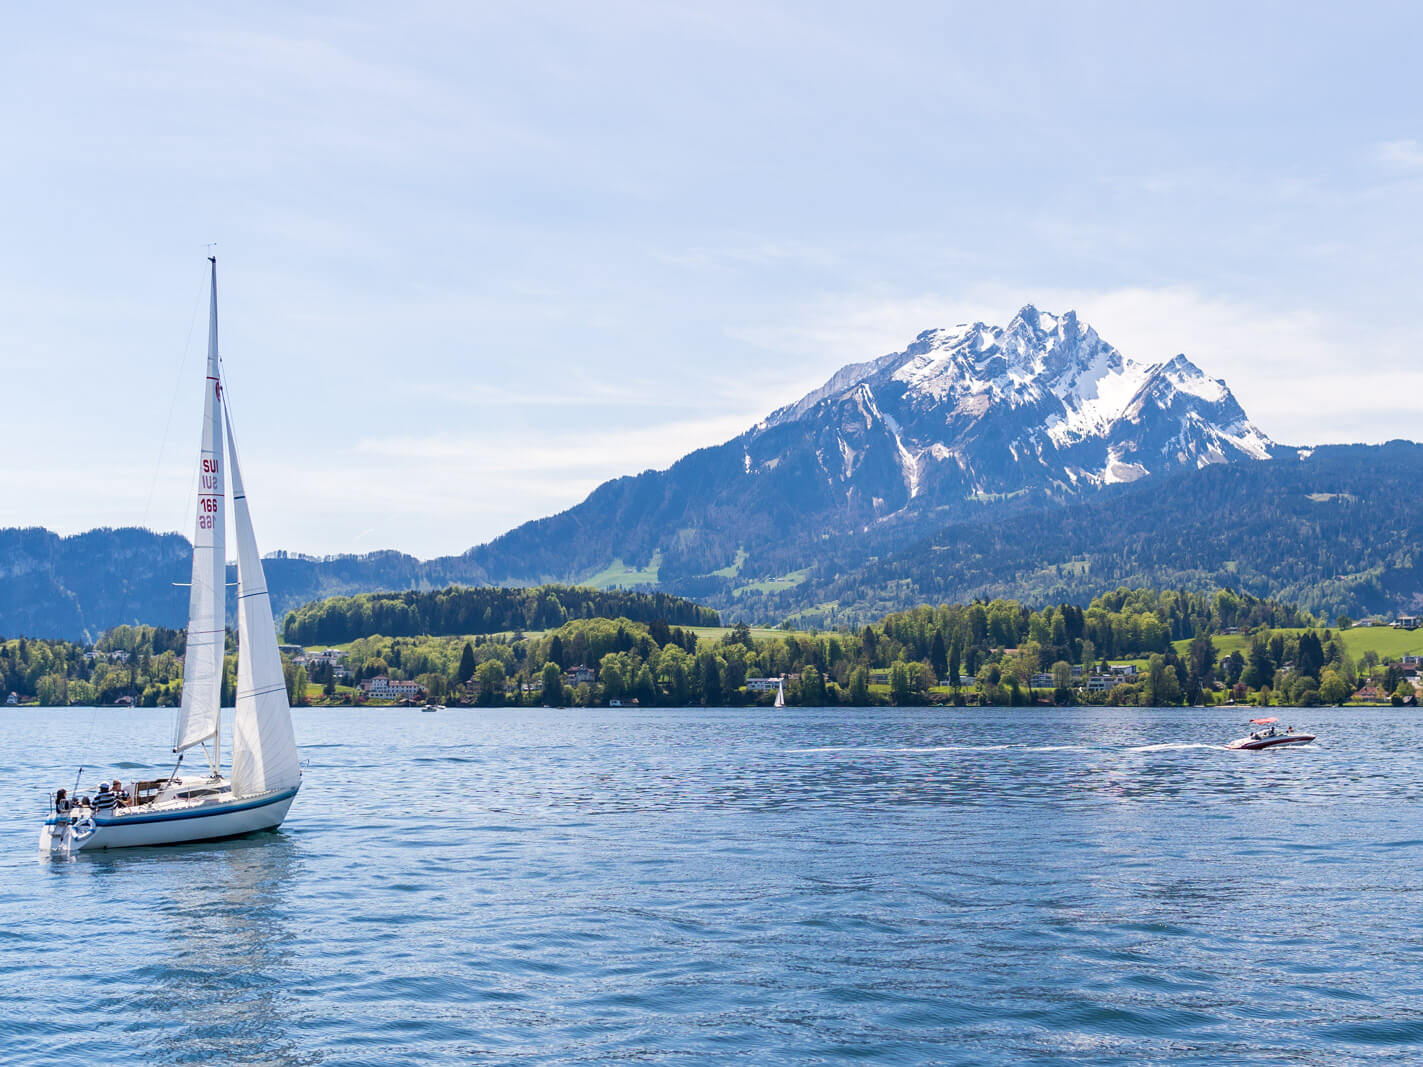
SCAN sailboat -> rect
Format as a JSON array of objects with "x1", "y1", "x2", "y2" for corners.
[
  {"x1": 40, "y1": 258, "x2": 301, "y2": 854},
  {"x1": 774, "y1": 678, "x2": 785, "y2": 708}
]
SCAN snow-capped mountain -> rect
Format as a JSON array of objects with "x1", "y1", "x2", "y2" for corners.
[
  {"x1": 747, "y1": 304, "x2": 1272, "y2": 512},
  {"x1": 446, "y1": 304, "x2": 1277, "y2": 598}
]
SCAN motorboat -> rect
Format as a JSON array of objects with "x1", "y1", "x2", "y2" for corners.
[
  {"x1": 421, "y1": 703, "x2": 444, "y2": 713},
  {"x1": 1226, "y1": 717, "x2": 1315, "y2": 751},
  {"x1": 39, "y1": 258, "x2": 301, "y2": 855}
]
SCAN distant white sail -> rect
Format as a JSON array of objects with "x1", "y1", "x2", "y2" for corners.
[
  {"x1": 774, "y1": 678, "x2": 785, "y2": 708},
  {"x1": 225, "y1": 408, "x2": 301, "y2": 798},
  {"x1": 173, "y1": 261, "x2": 227, "y2": 763}
]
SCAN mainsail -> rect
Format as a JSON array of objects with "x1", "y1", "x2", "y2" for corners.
[
  {"x1": 225, "y1": 407, "x2": 301, "y2": 798},
  {"x1": 173, "y1": 259, "x2": 227, "y2": 765}
]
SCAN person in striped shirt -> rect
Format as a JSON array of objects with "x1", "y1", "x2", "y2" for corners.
[{"x1": 92, "y1": 781, "x2": 117, "y2": 814}]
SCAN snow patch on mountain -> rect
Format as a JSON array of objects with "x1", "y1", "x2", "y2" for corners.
[{"x1": 752, "y1": 304, "x2": 1273, "y2": 505}]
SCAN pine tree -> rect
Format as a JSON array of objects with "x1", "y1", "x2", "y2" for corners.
[
  {"x1": 457, "y1": 641, "x2": 476, "y2": 684},
  {"x1": 930, "y1": 630, "x2": 948, "y2": 679}
]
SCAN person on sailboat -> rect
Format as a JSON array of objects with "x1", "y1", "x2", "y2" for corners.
[
  {"x1": 113, "y1": 780, "x2": 130, "y2": 808},
  {"x1": 53, "y1": 789, "x2": 72, "y2": 815},
  {"x1": 92, "y1": 782, "x2": 117, "y2": 815}
]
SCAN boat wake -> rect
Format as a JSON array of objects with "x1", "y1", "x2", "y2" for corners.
[
  {"x1": 788, "y1": 744, "x2": 1096, "y2": 755},
  {"x1": 1125, "y1": 742, "x2": 1221, "y2": 753}
]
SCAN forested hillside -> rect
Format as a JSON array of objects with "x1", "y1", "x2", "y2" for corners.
[
  {"x1": 281, "y1": 585, "x2": 719, "y2": 645},
  {"x1": 5, "y1": 587, "x2": 1336, "y2": 709},
  {"x1": 739, "y1": 443, "x2": 1423, "y2": 627}
]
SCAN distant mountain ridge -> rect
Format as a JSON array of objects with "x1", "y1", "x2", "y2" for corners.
[{"x1": 11, "y1": 305, "x2": 1410, "y2": 640}]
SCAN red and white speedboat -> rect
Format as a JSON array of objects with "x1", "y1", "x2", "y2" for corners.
[{"x1": 1226, "y1": 717, "x2": 1315, "y2": 751}]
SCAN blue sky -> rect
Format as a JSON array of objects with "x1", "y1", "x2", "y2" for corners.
[{"x1": 3, "y1": 3, "x2": 1420, "y2": 556}]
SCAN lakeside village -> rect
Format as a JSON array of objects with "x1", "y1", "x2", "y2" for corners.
[{"x1": 6, "y1": 588, "x2": 1423, "y2": 710}]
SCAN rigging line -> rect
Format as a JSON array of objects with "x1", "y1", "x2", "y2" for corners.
[{"x1": 141, "y1": 262, "x2": 209, "y2": 533}]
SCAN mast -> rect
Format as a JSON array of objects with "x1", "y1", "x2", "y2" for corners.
[
  {"x1": 225, "y1": 406, "x2": 302, "y2": 798},
  {"x1": 173, "y1": 257, "x2": 226, "y2": 774}
]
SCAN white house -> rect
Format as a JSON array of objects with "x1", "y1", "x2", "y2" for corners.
[
  {"x1": 359, "y1": 676, "x2": 425, "y2": 700},
  {"x1": 5, "y1": 692, "x2": 17, "y2": 706},
  {"x1": 746, "y1": 677, "x2": 783, "y2": 692}
]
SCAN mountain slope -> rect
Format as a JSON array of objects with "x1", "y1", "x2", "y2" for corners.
[
  {"x1": 466, "y1": 305, "x2": 1273, "y2": 589},
  {"x1": 0, "y1": 527, "x2": 477, "y2": 641},
  {"x1": 747, "y1": 443, "x2": 1423, "y2": 628}
]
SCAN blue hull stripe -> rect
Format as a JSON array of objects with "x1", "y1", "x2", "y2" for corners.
[{"x1": 92, "y1": 785, "x2": 299, "y2": 826}]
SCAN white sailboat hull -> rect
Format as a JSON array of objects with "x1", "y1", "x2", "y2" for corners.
[{"x1": 40, "y1": 785, "x2": 298, "y2": 854}]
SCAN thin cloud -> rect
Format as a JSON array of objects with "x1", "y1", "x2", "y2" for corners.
[{"x1": 1372, "y1": 139, "x2": 1423, "y2": 172}]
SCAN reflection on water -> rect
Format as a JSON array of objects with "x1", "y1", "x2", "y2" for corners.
[
  {"x1": 3, "y1": 706, "x2": 1423, "y2": 1064},
  {"x1": 145, "y1": 836, "x2": 308, "y2": 1065},
  {"x1": 48, "y1": 833, "x2": 312, "y2": 1066}
]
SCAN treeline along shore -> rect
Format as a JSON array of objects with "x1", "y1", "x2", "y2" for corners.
[{"x1": 4, "y1": 584, "x2": 1421, "y2": 710}]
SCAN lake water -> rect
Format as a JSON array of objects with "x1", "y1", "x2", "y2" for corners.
[{"x1": 2, "y1": 706, "x2": 1420, "y2": 1064}]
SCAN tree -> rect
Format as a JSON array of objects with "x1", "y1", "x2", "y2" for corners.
[
  {"x1": 726, "y1": 621, "x2": 754, "y2": 649},
  {"x1": 848, "y1": 666, "x2": 870, "y2": 706},
  {"x1": 1051, "y1": 660, "x2": 1072, "y2": 689},
  {"x1": 1319, "y1": 669, "x2": 1350, "y2": 705},
  {"x1": 282, "y1": 661, "x2": 303, "y2": 705},
  {"x1": 1224, "y1": 650, "x2": 1245, "y2": 687},
  {"x1": 929, "y1": 631, "x2": 948, "y2": 680},
  {"x1": 889, "y1": 662, "x2": 912, "y2": 706},
  {"x1": 475, "y1": 660, "x2": 506, "y2": 705},
  {"x1": 633, "y1": 665, "x2": 657, "y2": 706},
  {"x1": 1186, "y1": 633, "x2": 1216, "y2": 687},
  {"x1": 800, "y1": 664, "x2": 826, "y2": 706},
  {"x1": 540, "y1": 661, "x2": 563, "y2": 705},
  {"x1": 905, "y1": 662, "x2": 932, "y2": 701},
  {"x1": 1143, "y1": 655, "x2": 1181, "y2": 706},
  {"x1": 599, "y1": 655, "x2": 626, "y2": 701},
  {"x1": 860, "y1": 625, "x2": 878, "y2": 661},
  {"x1": 698, "y1": 652, "x2": 723, "y2": 705},
  {"x1": 457, "y1": 642, "x2": 476, "y2": 684},
  {"x1": 1295, "y1": 631, "x2": 1324, "y2": 681},
  {"x1": 1106, "y1": 683, "x2": 1137, "y2": 706},
  {"x1": 1242, "y1": 637, "x2": 1273, "y2": 689},
  {"x1": 948, "y1": 637, "x2": 962, "y2": 687}
]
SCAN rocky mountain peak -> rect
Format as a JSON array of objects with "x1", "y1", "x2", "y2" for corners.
[{"x1": 750, "y1": 306, "x2": 1272, "y2": 511}]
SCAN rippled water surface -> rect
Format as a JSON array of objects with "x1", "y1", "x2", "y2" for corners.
[{"x1": 3, "y1": 706, "x2": 1422, "y2": 1064}]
